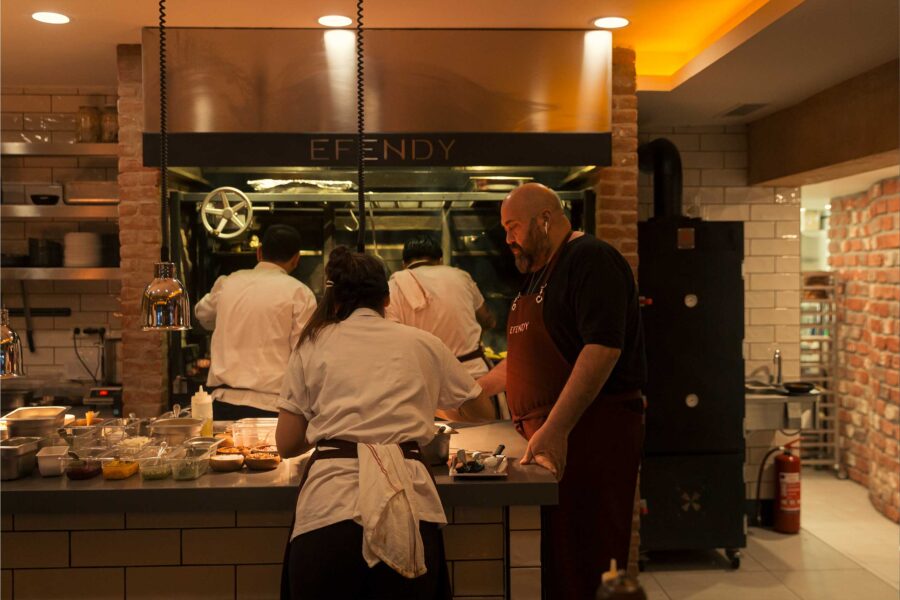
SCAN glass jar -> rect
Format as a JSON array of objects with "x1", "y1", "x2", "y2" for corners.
[
  {"x1": 77, "y1": 106, "x2": 100, "y2": 143},
  {"x1": 100, "y1": 106, "x2": 118, "y2": 143}
]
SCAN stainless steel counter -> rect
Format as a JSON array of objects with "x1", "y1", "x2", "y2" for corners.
[{"x1": 1, "y1": 421, "x2": 558, "y2": 513}]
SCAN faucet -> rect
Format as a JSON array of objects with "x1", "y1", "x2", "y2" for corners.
[{"x1": 773, "y1": 349, "x2": 782, "y2": 385}]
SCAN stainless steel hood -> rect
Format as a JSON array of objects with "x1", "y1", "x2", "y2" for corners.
[{"x1": 141, "y1": 28, "x2": 613, "y2": 169}]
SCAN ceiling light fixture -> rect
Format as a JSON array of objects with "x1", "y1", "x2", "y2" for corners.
[
  {"x1": 32, "y1": 11, "x2": 70, "y2": 24},
  {"x1": 318, "y1": 15, "x2": 353, "y2": 27},
  {"x1": 593, "y1": 16, "x2": 629, "y2": 29}
]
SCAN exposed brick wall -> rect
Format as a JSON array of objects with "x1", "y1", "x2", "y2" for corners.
[
  {"x1": 828, "y1": 175, "x2": 900, "y2": 523},
  {"x1": 595, "y1": 47, "x2": 639, "y2": 272},
  {"x1": 117, "y1": 44, "x2": 168, "y2": 417}
]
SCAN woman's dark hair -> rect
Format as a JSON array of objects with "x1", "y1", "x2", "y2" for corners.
[
  {"x1": 402, "y1": 234, "x2": 442, "y2": 264},
  {"x1": 298, "y1": 246, "x2": 389, "y2": 346}
]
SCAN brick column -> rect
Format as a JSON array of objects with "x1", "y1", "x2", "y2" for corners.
[
  {"x1": 829, "y1": 176, "x2": 900, "y2": 523},
  {"x1": 117, "y1": 44, "x2": 168, "y2": 417},
  {"x1": 595, "y1": 47, "x2": 639, "y2": 271},
  {"x1": 593, "y1": 46, "x2": 642, "y2": 577}
]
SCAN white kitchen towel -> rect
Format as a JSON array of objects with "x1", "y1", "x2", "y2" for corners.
[
  {"x1": 357, "y1": 443, "x2": 427, "y2": 579},
  {"x1": 390, "y1": 270, "x2": 431, "y2": 312}
]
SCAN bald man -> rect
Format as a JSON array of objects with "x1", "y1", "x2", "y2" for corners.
[{"x1": 478, "y1": 183, "x2": 646, "y2": 599}]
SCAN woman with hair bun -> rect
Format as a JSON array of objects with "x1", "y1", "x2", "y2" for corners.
[{"x1": 276, "y1": 246, "x2": 494, "y2": 600}]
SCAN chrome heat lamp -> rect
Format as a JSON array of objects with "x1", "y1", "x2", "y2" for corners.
[{"x1": 141, "y1": 0, "x2": 191, "y2": 331}]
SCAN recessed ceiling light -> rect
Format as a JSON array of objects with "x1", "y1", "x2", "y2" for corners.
[
  {"x1": 318, "y1": 15, "x2": 353, "y2": 27},
  {"x1": 32, "y1": 11, "x2": 70, "y2": 24},
  {"x1": 593, "y1": 16, "x2": 629, "y2": 29}
]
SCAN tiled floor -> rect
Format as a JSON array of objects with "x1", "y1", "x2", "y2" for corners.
[{"x1": 639, "y1": 470, "x2": 900, "y2": 600}]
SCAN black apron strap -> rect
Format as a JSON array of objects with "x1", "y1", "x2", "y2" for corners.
[{"x1": 456, "y1": 346, "x2": 485, "y2": 363}]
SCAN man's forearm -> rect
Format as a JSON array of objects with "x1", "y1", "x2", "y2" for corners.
[
  {"x1": 476, "y1": 359, "x2": 507, "y2": 397},
  {"x1": 436, "y1": 389, "x2": 496, "y2": 423},
  {"x1": 543, "y1": 344, "x2": 621, "y2": 436}
]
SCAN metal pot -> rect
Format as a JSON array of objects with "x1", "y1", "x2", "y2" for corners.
[
  {"x1": 1, "y1": 389, "x2": 32, "y2": 411},
  {"x1": 150, "y1": 418, "x2": 203, "y2": 446},
  {"x1": 421, "y1": 425, "x2": 456, "y2": 466}
]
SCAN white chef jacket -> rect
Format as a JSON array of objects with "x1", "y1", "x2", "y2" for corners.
[
  {"x1": 195, "y1": 262, "x2": 317, "y2": 412},
  {"x1": 278, "y1": 307, "x2": 482, "y2": 541},
  {"x1": 385, "y1": 265, "x2": 489, "y2": 377}
]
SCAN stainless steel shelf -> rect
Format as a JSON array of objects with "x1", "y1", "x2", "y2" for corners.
[
  {"x1": 1, "y1": 267, "x2": 121, "y2": 281},
  {"x1": 1, "y1": 142, "x2": 118, "y2": 156},
  {"x1": 0, "y1": 205, "x2": 119, "y2": 219}
]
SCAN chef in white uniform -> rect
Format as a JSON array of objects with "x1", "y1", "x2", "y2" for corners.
[
  {"x1": 386, "y1": 234, "x2": 496, "y2": 378},
  {"x1": 276, "y1": 246, "x2": 494, "y2": 600},
  {"x1": 195, "y1": 224, "x2": 317, "y2": 419}
]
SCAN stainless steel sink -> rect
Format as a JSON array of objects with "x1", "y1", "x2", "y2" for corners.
[{"x1": 744, "y1": 379, "x2": 784, "y2": 395}]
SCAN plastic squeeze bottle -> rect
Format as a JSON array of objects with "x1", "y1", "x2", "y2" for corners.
[{"x1": 191, "y1": 386, "x2": 214, "y2": 437}]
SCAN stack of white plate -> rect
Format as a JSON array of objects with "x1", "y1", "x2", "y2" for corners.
[{"x1": 63, "y1": 232, "x2": 102, "y2": 267}]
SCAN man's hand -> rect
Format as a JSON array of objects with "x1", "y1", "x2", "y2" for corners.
[{"x1": 520, "y1": 422, "x2": 569, "y2": 481}]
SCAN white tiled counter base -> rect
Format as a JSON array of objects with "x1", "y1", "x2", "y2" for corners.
[{"x1": 0, "y1": 507, "x2": 548, "y2": 600}]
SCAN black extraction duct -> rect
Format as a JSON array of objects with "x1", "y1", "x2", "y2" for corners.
[{"x1": 638, "y1": 138, "x2": 683, "y2": 218}]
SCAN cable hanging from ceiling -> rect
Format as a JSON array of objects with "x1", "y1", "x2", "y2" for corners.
[
  {"x1": 355, "y1": 0, "x2": 367, "y2": 253},
  {"x1": 140, "y1": 0, "x2": 192, "y2": 331}
]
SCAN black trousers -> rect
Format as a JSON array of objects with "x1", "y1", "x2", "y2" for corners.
[
  {"x1": 212, "y1": 399, "x2": 277, "y2": 420},
  {"x1": 285, "y1": 520, "x2": 451, "y2": 600}
]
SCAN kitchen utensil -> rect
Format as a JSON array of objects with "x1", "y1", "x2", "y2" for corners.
[
  {"x1": 19, "y1": 280, "x2": 35, "y2": 352},
  {"x1": 36, "y1": 444, "x2": 68, "y2": 476},
  {"x1": 77, "y1": 106, "x2": 100, "y2": 142},
  {"x1": 25, "y1": 184, "x2": 62, "y2": 206},
  {"x1": 28, "y1": 238, "x2": 63, "y2": 267},
  {"x1": 450, "y1": 450, "x2": 509, "y2": 479},
  {"x1": 1, "y1": 254, "x2": 29, "y2": 267},
  {"x1": 149, "y1": 417, "x2": 202, "y2": 446},
  {"x1": 209, "y1": 453, "x2": 244, "y2": 472},
  {"x1": 0, "y1": 436, "x2": 41, "y2": 480},
  {"x1": 7, "y1": 308, "x2": 72, "y2": 318},
  {"x1": 63, "y1": 232, "x2": 102, "y2": 267},
  {"x1": 783, "y1": 381, "x2": 815, "y2": 395},
  {"x1": 100, "y1": 106, "x2": 118, "y2": 143},
  {"x1": 231, "y1": 418, "x2": 277, "y2": 448},
  {"x1": 421, "y1": 424, "x2": 455, "y2": 466},
  {"x1": 3, "y1": 406, "x2": 69, "y2": 438},
  {"x1": 64, "y1": 181, "x2": 119, "y2": 205},
  {"x1": 1, "y1": 388, "x2": 33, "y2": 411}
]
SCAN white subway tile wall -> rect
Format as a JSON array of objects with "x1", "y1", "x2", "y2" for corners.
[
  {"x1": 1, "y1": 86, "x2": 121, "y2": 382},
  {"x1": 638, "y1": 125, "x2": 802, "y2": 503}
]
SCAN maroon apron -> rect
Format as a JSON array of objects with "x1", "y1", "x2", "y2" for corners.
[{"x1": 506, "y1": 232, "x2": 644, "y2": 600}]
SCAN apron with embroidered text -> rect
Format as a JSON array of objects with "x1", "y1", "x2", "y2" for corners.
[{"x1": 506, "y1": 231, "x2": 643, "y2": 600}]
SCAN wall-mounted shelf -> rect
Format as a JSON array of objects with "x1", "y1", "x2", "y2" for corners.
[
  {"x1": 0, "y1": 142, "x2": 118, "y2": 156},
  {"x1": 1, "y1": 267, "x2": 121, "y2": 281},
  {"x1": 0, "y1": 205, "x2": 119, "y2": 219}
]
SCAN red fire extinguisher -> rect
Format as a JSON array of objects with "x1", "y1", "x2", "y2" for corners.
[{"x1": 774, "y1": 441, "x2": 801, "y2": 534}]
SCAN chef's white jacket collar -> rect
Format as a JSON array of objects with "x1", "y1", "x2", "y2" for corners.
[
  {"x1": 255, "y1": 261, "x2": 287, "y2": 274},
  {"x1": 349, "y1": 307, "x2": 383, "y2": 319}
]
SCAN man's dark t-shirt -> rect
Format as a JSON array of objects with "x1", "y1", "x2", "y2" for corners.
[{"x1": 519, "y1": 234, "x2": 647, "y2": 394}]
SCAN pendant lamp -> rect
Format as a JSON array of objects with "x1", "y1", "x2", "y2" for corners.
[
  {"x1": 141, "y1": 0, "x2": 191, "y2": 331},
  {"x1": 0, "y1": 308, "x2": 24, "y2": 379}
]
